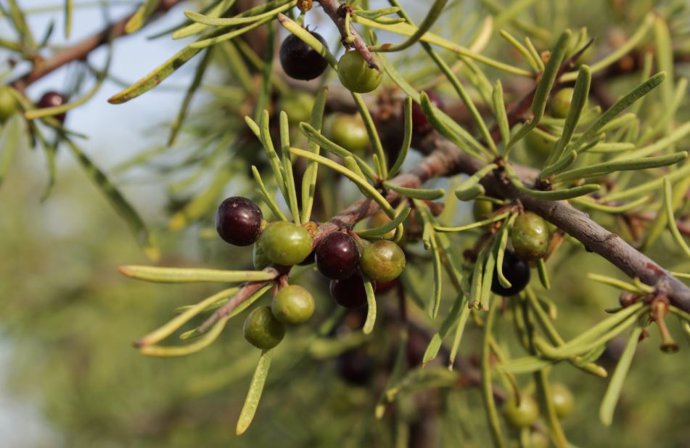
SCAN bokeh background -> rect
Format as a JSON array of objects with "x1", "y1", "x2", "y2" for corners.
[{"x1": 1, "y1": 1, "x2": 689, "y2": 447}]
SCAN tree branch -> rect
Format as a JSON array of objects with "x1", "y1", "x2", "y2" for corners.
[{"x1": 10, "y1": 0, "x2": 184, "y2": 92}]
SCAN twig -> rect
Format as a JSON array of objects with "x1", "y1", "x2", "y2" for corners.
[{"x1": 10, "y1": 0, "x2": 183, "y2": 92}]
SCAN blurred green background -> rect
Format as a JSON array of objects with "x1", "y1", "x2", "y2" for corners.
[{"x1": 1, "y1": 0, "x2": 690, "y2": 447}]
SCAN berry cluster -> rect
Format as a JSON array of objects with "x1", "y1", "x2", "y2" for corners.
[
  {"x1": 278, "y1": 28, "x2": 382, "y2": 93},
  {"x1": 473, "y1": 200, "x2": 551, "y2": 297},
  {"x1": 320, "y1": 234, "x2": 405, "y2": 308},
  {"x1": 216, "y1": 196, "x2": 316, "y2": 350},
  {"x1": 215, "y1": 196, "x2": 406, "y2": 350}
]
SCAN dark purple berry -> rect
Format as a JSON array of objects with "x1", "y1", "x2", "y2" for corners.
[
  {"x1": 337, "y1": 349, "x2": 374, "y2": 386},
  {"x1": 329, "y1": 274, "x2": 367, "y2": 309},
  {"x1": 491, "y1": 250, "x2": 531, "y2": 296},
  {"x1": 216, "y1": 196, "x2": 263, "y2": 246},
  {"x1": 279, "y1": 31, "x2": 329, "y2": 81},
  {"x1": 38, "y1": 91, "x2": 67, "y2": 122},
  {"x1": 316, "y1": 232, "x2": 359, "y2": 280}
]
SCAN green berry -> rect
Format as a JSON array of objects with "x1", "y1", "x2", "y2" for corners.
[
  {"x1": 272, "y1": 285, "x2": 315, "y2": 325},
  {"x1": 503, "y1": 394, "x2": 539, "y2": 428},
  {"x1": 510, "y1": 211, "x2": 550, "y2": 261},
  {"x1": 360, "y1": 240, "x2": 406, "y2": 282},
  {"x1": 337, "y1": 51, "x2": 382, "y2": 94},
  {"x1": 473, "y1": 198, "x2": 494, "y2": 221},
  {"x1": 0, "y1": 87, "x2": 17, "y2": 123},
  {"x1": 258, "y1": 221, "x2": 313, "y2": 266},
  {"x1": 280, "y1": 92, "x2": 315, "y2": 124},
  {"x1": 550, "y1": 383, "x2": 574, "y2": 418},
  {"x1": 243, "y1": 306, "x2": 286, "y2": 350},
  {"x1": 524, "y1": 129, "x2": 554, "y2": 161},
  {"x1": 551, "y1": 87, "x2": 574, "y2": 118},
  {"x1": 328, "y1": 113, "x2": 369, "y2": 153},
  {"x1": 253, "y1": 241, "x2": 271, "y2": 270}
]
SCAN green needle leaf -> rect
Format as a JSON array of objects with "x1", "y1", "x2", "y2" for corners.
[
  {"x1": 600, "y1": 326, "x2": 643, "y2": 426},
  {"x1": 236, "y1": 350, "x2": 273, "y2": 435},
  {"x1": 119, "y1": 266, "x2": 278, "y2": 283}
]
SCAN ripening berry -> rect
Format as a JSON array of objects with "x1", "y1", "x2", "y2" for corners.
[
  {"x1": 279, "y1": 31, "x2": 329, "y2": 81},
  {"x1": 271, "y1": 285, "x2": 315, "y2": 325},
  {"x1": 216, "y1": 196, "x2": 263, "y2": 246},
  {"x1": 243, "y1": 306, "x2": 286, "y2": 350},
  {"x1": 510, "y1": 211, "x2": 550, "y2": 261},
  {"x1": 360, "y1": 240, "x2": 406, "y2": 282},
  {"x1": 336, "y1": 349, "x2": 374, "y2": 386},
  {"x1": 315, "y1": 232, "x2": 359, "y2": 280},
  {"x1": 491, "y1": 250, "x2": 531, "y2": 296},
  {"x1": 258, "y1": 221, "x2": 313, "y2": 266},
  {"x1": 337, "y1": 51, "x2": 382, "y2": 93},
  {"x1": 38, "y1": 91, "x2": 67, "y2": 122},
  {"x1": 329, "y1": 274, "x2": 367, "y2": 309}
]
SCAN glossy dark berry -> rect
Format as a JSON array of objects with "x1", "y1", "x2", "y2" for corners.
[
  {"x1": 328, "y1": 113, "x2": 369, "y2": 152},
  {"x1": 411, "y1": 91, "x2": 443, "y2": 135},
  {"x1": 510, "y1": 211, "x2": 550, "y2": 261},
  {"x1": 271, "y1": 285, "x2": 315, "y2": 325},
  {"x1": 243, "y1": 306, "x2": 285, "y2": 350},
  {"x1": 337, "y1": 349, "x2": 374, "y2": 386},
  {"x1": 216, "y1": 196, "x2": 263, "y2": 246},
  {"x1": 0, "y1": 87, "x2": 17, "y2": 123},
  {"x1": 360, "y1": 240, "x2": 406, "y2": 282},
  {"x1": 337, "y1": 51, "x2": 382, "y2": 93},
  {"x1": 316, "y1": 232, "x2": 359, "y2": 280},
  {"x1": 330, "y1": 274, "x2": 367, "y2": 309},
  {"x1": 258, "y1": 221, "x2": 313, "y2": 266},
  {"x1": 503, "y1": 394, "x2": 539, "y2": 428},
  {"x1": 491, "y1": 250, "x2": 530, "y2": 296},
  {"x1": 38, "y1": 91, "x2": 67, "y2": 122},
  {"x1": 550, "y1": 383, "x2": 574, "y2": 418},
  {"x1": 279, "y1": 31, "x2": 329, "y2": 81}
]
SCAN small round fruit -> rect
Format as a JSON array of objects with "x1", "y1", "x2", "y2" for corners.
[
  {"x1": 0, "y1": 86, "x2": 17, "y2": 123},
  {"x1": 253, "y1": 242, "x2": 271, "y2": 270},
  {"x1": 328, "y1": 113, "x2": 369, "y2": 152},
  {"x1": 551, "y1": 87, "x2": 574, "y2": 118},
  {"x1": 510, "y1": 211, "x2": 550, "y2": 261},
  {"x1": 280, "y1": 92, "x2": 315, "y2": 124},
  {"x1": 550, "y1": 383, "x2": 574, "y2": 418},
  {"x1": 279, "y1": 31, "x2": 329, "y2": 81},
  {"x1": 38, "y1": 91, "x2": 67, "y2": 122},
  {"x1": 272, "y1": 285, "x2": 315, "y2": 325},
  {"x1": 473, "y1": 198, "x2": 495, "y2": 221},
  {"x1": 491, "y1": 250, "x2": 531, "y2": 296},
  {"x1": 337, "y1": 51, "x2": 382, "y2": 93},
  {"x1": 524, "y1": 129, "x2": 553, "y2": 161},
  {"x1": 258, "y1": 221, "x2": 313, "y2": 266},
  {"x1": 337, "y1": 349, "x2": 374, "y2": 386},
  {"x1": 330, "y1": 274, "x2": 367, "y2": 309},
  {"x1": 503, "y1": 394, "x2": 539, "y2": 428},
  {"x1": 216, "y1": 196, "x2": 263, "y2": 246},
  {"x1": 316, "y1": 232, "x2": 359, "y2": 280},
  {"x1": 243, "y1": 306, "x2": 286, "y2": 350},
  {"x1": 360, "y1": 240, "x2": 406, "y2": 282},
  {"x1": 411, "y1": 91, "x2": 444, "y2": 135},
  {"x1": 367, "y1": 211, "x2": 396, "y2": 240}
]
